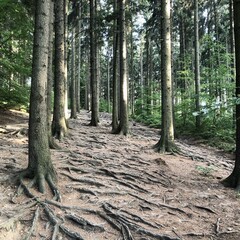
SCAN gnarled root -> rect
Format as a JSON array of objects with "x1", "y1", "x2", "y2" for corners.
[{"x1": 18, "y1": 169, "x2": 61, "y2": 201}]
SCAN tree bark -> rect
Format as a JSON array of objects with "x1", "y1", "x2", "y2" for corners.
[
  {"x1": 111, "y1": 0, "x2": 119, "y2": 133},
  {"x1": 76, "y1": 3, "x2": 82, "y2": 113},
  {"x1": 26, "y1": 0, "x2": 57, "y2": 194},
  {"x1": 118, "y1": 0, "x2": 129, "y2": 135},
  {"x1": 70, "y1": 25, "x2": 77, "y2": 119},
  {"x1": 52, "y1": 0, "x2": 68, "y2": 139},
  {"x1": 194, "y1": 0, "x2": 201, "y2": 128},
  {"x1": 157, "y1": 0, "x2": 175, "y2": 153},
  {"x1": 89, "y1": 0, "x2": 99, "y2": 126},
  {"x1": 47, "y1": 0, "x2": 59, "y2": 149},
  {"x1": 222, "y1": 0, "x2": 240, "y2": 190}
]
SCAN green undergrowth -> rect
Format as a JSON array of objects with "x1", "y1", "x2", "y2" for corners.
[{"x1": 133, "y1": 111, "x2": 235, "y2": 153}]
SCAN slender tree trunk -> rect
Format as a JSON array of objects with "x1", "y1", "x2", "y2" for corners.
[
  {"x1": 140, "y1": 37, "x2": 144, "y2": 113},
  {"x1": 52, "y1": 0, "x2": 68, "y2": 139},
  {"x1": 179, "y1": 10, "x2": 187, "y2": 125},
  {"x1": 157, "y1": 0, "x2": 175, "y2": 153},
  {"x1": 47, "y1": 0, "x2": 58, "y2": 149},
  {"x1": 70, "y1": 26, "x2": 77, "y2": 119},
  {"x1": 194, "y1": 0, "x2": 201, "y2": 128},
  {"x1": 118, "y1": 0, "x2": 129, "y2": 135},
  {"x1": 107, "y1": 47, "x2": 111, "y2": 113},
  {"x1": 112, "y1": 0, "x2": 119, "y2": 133},
  {"x1": 64, "y1": 0, "x2": 69, "y2": 120},
  {"x1": 76, "y1": 3, "x2": 82, "y2": 113},
  {"x1": 89, "y1": 0, "x2": 99, "y2": 126},
  {"x1": 229, "y1": 0, "x2": 235, "y2": 127}
]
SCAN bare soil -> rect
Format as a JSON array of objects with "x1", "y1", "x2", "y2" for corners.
[{"x1": 0, "y1": 109, "x2": 240, "y2": 240}]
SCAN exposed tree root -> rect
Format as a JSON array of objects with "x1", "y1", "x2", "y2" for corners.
[
  {"x1": 18, "y1": 169, "x2": 61, "y2": 201},
  {"x1": 106, "y1": 203, "x2": 162, "y2": 229},
  {"x1": 60, "y1": 225, "x2": 84, "y2": 240},
  {"x1": 74, "y1": 187, "x2": 98, "y2": 196},
  {"x1": 121, "y1": 223, "x2": 134, "y2": 240},
  {"x1": 114, "y1": 179, "x2": 149, "y2": 193},
  {"x1": 102, "y1": 203, "x2": 180, "y2": 240},
  {"x1": 63, "y1": 172, "x2": 105, "y2": 187},
  {"x1": 221, "y1": 171, "x2": 240, "y2": 191},
  {"x1": 129, "y1": 193, "x2": 190, "y2": 216},
  {"x1": 193, "y1": 205, "x2": 216, "y2": 214},
  {"x1": 66, "y1": 213, "x2": 105, "y2": 232},
  {"x1": 22, "y1": 206, "x2": 39, "y2": 240},
  {"x1": 0, "y1": 202, "x2": 37, "y2": 230},
  {"x1": 43, "y1": 203, "x2": 85, "y2": 240}
]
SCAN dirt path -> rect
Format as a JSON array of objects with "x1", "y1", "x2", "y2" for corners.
[{"x1": 0, "y1": 110, "x2": 239, "y2": 240}]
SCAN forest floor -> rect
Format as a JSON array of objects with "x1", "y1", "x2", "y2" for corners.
[{"x1": 0, "y1": 109, "x2": 240, "y2": 240}]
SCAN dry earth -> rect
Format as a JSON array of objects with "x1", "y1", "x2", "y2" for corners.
[{"x1": 0, "y1": 109, "x2": 240, "y2": 240}]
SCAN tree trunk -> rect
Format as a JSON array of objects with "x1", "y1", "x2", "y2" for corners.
[
  {"x1": 111, "y1": 0, "x2": 119, "y2": 133},
  {"x1": 118, "y1": 0, "x2": 129, "y2": 135},
  {"x1": 47, "y1": 0, "x2": 58, "y2": 149},
  {"x1": 25, "y1": 0, "x2": 57, "y2": 195},
  {"x1": 194, "y1": 0, "x2": 201, "y2": 128},
  {"x1": 52, "y1": 0, "x2": 68, "y2": 139},
  {"x1": 70, "y1": 26, "x2": 77, "y2": 119},
  {"x1": 76, "y1": 3, "x2": 82, "y2": 113},
  {"x1": 64, "y1": 0, "x2": 69, "y2": 120},
  {"x1": 229, "y1": 0, "x2": 235, "y2": 127},
  {"x1": 89, "y1": 0, "x2": 99, "y2": 126},
  {"x1": 157, "y1": 0, "x2": 175, "y2": 153},
  {"x1": 222, "y1": 0, "x2": 240, "y2": 190}
]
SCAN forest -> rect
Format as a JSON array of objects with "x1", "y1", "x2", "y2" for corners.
[{"x1": 1, "y1": 0, "x2": 240, "y2": 239}]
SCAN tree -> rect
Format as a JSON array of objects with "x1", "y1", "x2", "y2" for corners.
[
  {"x1": 155, "y1": 0, "x2": 175, "y2": 153},
  {"x1": 52, "y1": 0, "x2": 68, "y2": 139},
  {"x1": 222, "y1": 0, "x2": 240, "y2": 190},
  {"x1": 117, "y1": 0, "x2": 129, "y2": 135},
  {"x1": 111, "y1": 0, "x2": 119, "y2": 133},
  {"x1": 70, "y1": 25, "x2": 77, "y2": 119},
  {"x1": 194, "y1": 0, "x2": 201, "y2": 128},
  {"x1": 47, "y1": 0, "x2": 59, "y2": 149},
  {"x1": 89, "y1": 0, "x2": 99, "y2": 126},
  {"x1": 20, "y1": 0, "x2": 59, "y2": 198}
]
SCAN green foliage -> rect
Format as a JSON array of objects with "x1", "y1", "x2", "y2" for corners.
[
  {"x1": 0, "y1": 81, "x2": 30, "y2": 110},
  {"x1": 99, "y1": 98, "x2": 111, "y2": 112},
  {"x1": 0, "y1": 1, "x2": 33, "y2": 110},
  {"x1": 196, "y1": 165, "x2": 214, "y2": 176}
]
